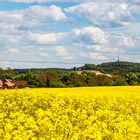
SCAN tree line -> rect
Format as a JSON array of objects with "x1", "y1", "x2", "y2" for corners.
[{"x1": 0, "y1": 68, "x2": 140, "y2": 88}]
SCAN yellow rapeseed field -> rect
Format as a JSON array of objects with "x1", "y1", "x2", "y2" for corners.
[{"x1": 0, "y1": 86, "x2": 140, "y2": 140}]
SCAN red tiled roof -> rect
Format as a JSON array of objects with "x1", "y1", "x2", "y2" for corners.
[{"x1": 4, "y1": 79, "x2": 15, "y2": 87}]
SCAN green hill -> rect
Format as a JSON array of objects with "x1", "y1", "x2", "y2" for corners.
[{"x1": 78, "y1": 61, "x2": 140, "y2": 74}]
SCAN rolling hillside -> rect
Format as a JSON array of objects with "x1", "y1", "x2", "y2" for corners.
[{"x1": 78, "y1": 61, "x2": 140, "y2": 74}]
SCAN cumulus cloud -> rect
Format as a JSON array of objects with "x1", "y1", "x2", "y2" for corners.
[
  {"x1": 24, "y1": 5, "x2": 67, "y2": 23},
  {"x1": 0, "y1": 1, "x2": 139, "y2": 30},
  {"x1": 26, "y1": 26, "x2": 107, "y2": 46},
  {"x1": 0, "y1": 11, "x2": 23, "y2": 23},
  {"x1": 109, "y1": 34, "x2": 135, "y2": 48},
  {"x1": 28, "y1": 32, "x2": 67, "y2": 45},
  {"x1": 53, "y1": 46, "x2": 68, "y2": 56},
  {"x1": 71, "y1": 26, "x2": 108, "y2": 44},
  {"x1": 88, "y1": 52, "x2": 108, "y2": 60},
  {"x1": 65, "y1": 2, "x2": 132, "y2": 28},
  {"x1": 8, "y1": 48, "x2": 20, "y2": 53},
  {"x1": 0, "y1": 11, "x2": 23, "y2": 30},
  {"x1": 129, "y1": 5, "x2": 140, "y2": 14},
  {"x1": 1, "y1": 25, "x2": 138, "y2": 63},
  {"x1": 118, "y1": 36, "x2": 134, "y2": 47},
  {"x1": 0, "y1": 5, "x2": 66, "y2": 30}
]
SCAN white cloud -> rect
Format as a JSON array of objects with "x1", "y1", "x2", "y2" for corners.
[
  {"x1": 0, "y1": 11, "x2": 23, "y2": 23},
  {"x1": 0, "y1": 5, "x2": 67, "y2": 30},
  {"x1": 129, "y1": 5, "x2": 140, "y2": 14},
  {"x1": 24, "y1": 5, "x2": 67, "y2": 24},
  {"x1": 88, "y1": 52, "x2": 108, "y2": 60},
  {"x1": 53, "y1": 46, "x2": 74, "y2": 60},
  {"x1": 0, "y1": 1, "x2": 139, "y2": 31},
  {"x1": 8, "y1": 48, "x2": 20, "y2": 53},
  {"x1": 109, "y1": 34, "x2": 135, "y2": 48},
  {"x1": 119, "y1": 36, "x2": 134, "y2": 47},
  {"x1": 0, "y1": 11, "x2": 23, "y2": 30},
  {"x1": 39, "y1": 52, "x2": 48, "y2": 57},
  {"x1": 0, "y1": 23, "x2": 16, "y2": 31},
  {"x1": 26, "y1": 26, "x2": 107, "y2": 46},
  {"x1": 28, "y1": 32, "x2": 67, "y2": 45},
  {"x1": 24, "y1": 5, "x2": 67, "y2": 27},
  {"x1": 65, "y1": 2, "x2": 132, "y2": 28},
  {"x1": 0, "y1": 33, "x2": 22, "y2": 48},
  {"x1": 53, "y1": 46, "x2": 68, "y2": 56},
  {"x1": 71, "y1": 26, "x2": 108, "y2": 44},
  {"x1": 0, "y1": 24, "x2": 138, "y2": 64}
]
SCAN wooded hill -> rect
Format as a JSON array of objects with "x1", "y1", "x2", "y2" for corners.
[{"x1": 77, "y1": 61, "x2": 140, "y2": 74}]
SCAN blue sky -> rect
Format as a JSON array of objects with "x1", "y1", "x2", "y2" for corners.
[
  {"x1": 0, "y1": 0, "x2": 140, "y2": 68},
  {"x1": 0, "y1": 2, "x2": 80, "y2": 10}
]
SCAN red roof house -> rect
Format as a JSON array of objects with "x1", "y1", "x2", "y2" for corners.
[{"x1": 3, "y1": 79, "x2": 15, "y2": 88}]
